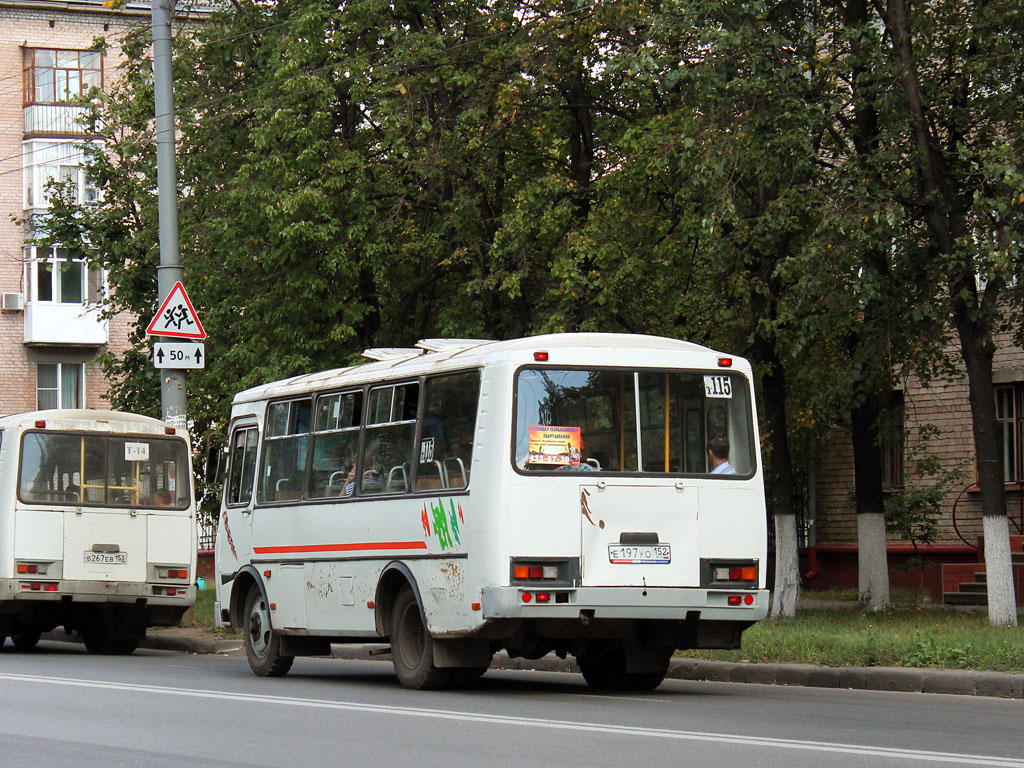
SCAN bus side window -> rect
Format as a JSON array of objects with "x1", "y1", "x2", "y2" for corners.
[
  {"x1": 361, "y1": 383, "x2": 418, "y2": 497},
  {"x1": 257, "y1": 399, "x2": 311, "y2": 503},
  {"x1": 416, "y1": 371, "x2": 480, "y2": 491},
  {"x1": 228, "y1": 426, "x2": 258, "y2": 506}
]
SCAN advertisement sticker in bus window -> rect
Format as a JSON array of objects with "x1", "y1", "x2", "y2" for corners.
[
  {"x1": 528, "y1": 425, "x2": 582, "y2": 465},
  {"x1": 124, "y1": 442, "x2": 150, "y2": 462},
  {"x1": 703, "y1": 375, "x2": 732, "y2": 399}
]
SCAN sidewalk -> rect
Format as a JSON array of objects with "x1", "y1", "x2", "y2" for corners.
[{"x1": 40, "y1": 628, "x2": 1024, "y2": 699}]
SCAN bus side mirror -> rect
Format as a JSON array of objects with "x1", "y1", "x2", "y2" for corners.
[{"x1": 204, "y1": 432, "x2": 225, "y2": 484}]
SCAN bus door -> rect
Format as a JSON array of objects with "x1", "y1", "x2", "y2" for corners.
[
  {"x1": 579, "y1": 482, "x2": 700, "y2": 587},
  {"x1": 222, "y1": 420, "x2": 260, "y2": 566}
]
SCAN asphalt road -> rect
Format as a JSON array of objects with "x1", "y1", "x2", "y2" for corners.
[{"x1": 0, "y1": 641, "x2": 1021, "y2": 768}]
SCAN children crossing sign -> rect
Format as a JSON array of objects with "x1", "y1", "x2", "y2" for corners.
[{"x1": 146, "y1": 282, "x2": 206, "y2": 340}]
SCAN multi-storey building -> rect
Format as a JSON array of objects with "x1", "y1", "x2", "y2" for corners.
[
  {"x1": 811, "y1": 331, "x2": 1024, "y2": 604},
  {"x1": 0, "y1": 0, "x2": 208, "y2": 418}
]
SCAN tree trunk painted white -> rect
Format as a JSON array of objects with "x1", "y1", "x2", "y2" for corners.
[
  {"x1": 858, "y1": 512, "x2": 890, "y2": 611},
  {"x1": 771, "y1": 512, "x2": 800, "y2": 618},
  {"x1": 983, "y1": 514, "x2": 1018, "y2": 627}
]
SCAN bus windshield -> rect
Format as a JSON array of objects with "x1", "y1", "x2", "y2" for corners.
[
  {"x1": 514, "y1": 367, "x2": 754, "y2": 476},
  {"x1": 18, "y1": 431, "x2": 190, "y2": 508}
]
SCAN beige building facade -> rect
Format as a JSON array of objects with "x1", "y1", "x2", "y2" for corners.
[
  {"x1": 811, "y1": 331, "x2": 1024, "y2": 602},
  {"x1": 0, "y1": 0, "x2": 153, "y2": 417}
]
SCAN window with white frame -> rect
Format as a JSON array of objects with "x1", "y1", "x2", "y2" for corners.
[
  {"x1": 996, "y1": 384, "x2": 1023, "y2": 482},
  {"x1": 25, "y1": 246, "x2": 103, "y2": 305},
  {"x1": 36, "y1": 362, "x2": 84, "y2": 410},
  {"x1": 24, "y1": 140, "x2": 98, "y2": 210},
  {"x1": 23, "y1": 48, "x2": 103, "y2": 105}
]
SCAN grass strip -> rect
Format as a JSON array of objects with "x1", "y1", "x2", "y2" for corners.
[{"x1": 686, "y1": 607, "x2": 1024, "y2": 672}]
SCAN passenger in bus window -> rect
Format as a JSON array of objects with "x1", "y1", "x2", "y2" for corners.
[
  {"x1": 154, "y1": 489, "x2": 173, "y2": 506},
  {"x1": 707, "y1": 435, "x2": 737, "y2": 475},
  {"x1": 343, "y1": 463, "x2": 356, "y2": 497}
]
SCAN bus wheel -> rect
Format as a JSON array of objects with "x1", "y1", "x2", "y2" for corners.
[
  {"x1": 12, "y1": 628, "x2": 42, "y2": 651},
  {"x1": 82, "y1": 630, "x2": 139, "y2": 655},
  {"x1": 390, "y1": 586, "x2": 451, "y2": 690},
  {"x1": 244, "y1": 584, "x2": 293, "y2": 677},
  {"x1": 579, "y1": 644, "x2": 669, "y2": 692}
]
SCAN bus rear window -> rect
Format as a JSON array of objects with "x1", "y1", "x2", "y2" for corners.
[
  {"x1": 18, "y1": 432, "x2": 190, "y2": 507},
  {"x1": 514, "y1": 368, "x2": 754, "y2": 476}
]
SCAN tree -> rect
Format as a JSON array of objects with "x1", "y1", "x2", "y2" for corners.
[{"x1": 873, "y1": 0, "x2": 1024, "y2": 625}]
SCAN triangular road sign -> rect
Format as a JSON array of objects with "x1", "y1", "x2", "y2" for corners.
[{"x1": 146, "y1": 281, "x2": 207, "y2": 339}]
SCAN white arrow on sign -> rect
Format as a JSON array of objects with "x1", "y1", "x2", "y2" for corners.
[{"x1": 153, "y1": 342, "x2": 206, "y2": 370}]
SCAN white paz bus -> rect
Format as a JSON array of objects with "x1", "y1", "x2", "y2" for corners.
[
  {"x1": 0, "y1": 410, "x2": 197, "y2": 654},
  {"x1": 213, "y1": 334, "x2": 768, "y2": 690}
]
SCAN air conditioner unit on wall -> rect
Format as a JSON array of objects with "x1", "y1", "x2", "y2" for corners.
[{"x1": 1, "y1": 293, "x2": 25, "y2": 311}]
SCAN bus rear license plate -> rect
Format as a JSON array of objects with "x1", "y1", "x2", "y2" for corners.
[
  {"x1": 85, "y1": 552, "x2": 127, "y2": 565},
  {"x1": 608, "y1": 545, "x2": 670, "y2": 564}
]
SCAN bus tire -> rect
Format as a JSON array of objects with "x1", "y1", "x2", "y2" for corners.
[
  {"x1": 390, "y1": 586, "x2": 451, "y2": 690},
  {"x1": 579, "y1": 644, "x2": 669, "y2": 692},
  {"x1": 12, "y1": 628, "x2": 41, "y2": 651},
  {"x1": 244, "y1": 583, "x2": 293, "y2": 677}
]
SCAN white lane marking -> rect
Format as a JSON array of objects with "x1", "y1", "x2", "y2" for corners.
[{"x1": 0, "y1": 671, "x2": 1020, "y2": 767}]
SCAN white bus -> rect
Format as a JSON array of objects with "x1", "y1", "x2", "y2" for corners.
[
  {"x1": 0, "y1": 410, "x2": 197, "y2": 654},
  {"x1": 213, "y1": 334, "x2": 768, "y2": 690}
]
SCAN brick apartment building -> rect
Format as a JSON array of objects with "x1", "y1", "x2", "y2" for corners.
[
  {"x1": 810, "y1": 331, "x2": 1024, "y2": 603},
  {"x1": 0, "y1": 0, "x2": 208, "y2": 419}
]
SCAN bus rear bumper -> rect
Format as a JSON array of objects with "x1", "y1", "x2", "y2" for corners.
[
  {"x1": 0, "y1": 579, "x2": 195, "y2": 606},
  {"x1": 481, "y1": 586, "x2": 769, "y2": 622}
]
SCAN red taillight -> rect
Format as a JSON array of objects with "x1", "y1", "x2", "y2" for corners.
[
  {"x1": 521, "y1": 592, "x2": 532, "y2": 603},
  {"x1": 169, "y1": 569, "x2": 187, "y2": 579},
  {"x1": 165, "y1": 427, "x2": 176, "y2": 434},
  {"x1": 528, "y1": 566, "x2": 543, "y2": 579},
  {"x1": 536, "y1": 592, "x2": 551, "y2": 603},
  {"x1": 17, "y1": 564, "x2": 38, "y2": 574},
  {"x1": 35, "y1": 420, "x2": 46, "y2": 428},
  {"x1": 718, "y1": 357, "x2": 732, "y2": 367},
  {"x1": 30, "y1": 583, "x2": 41, "y2": 591},
  {"x1": 725, "y1": 566, "x2": 757, "y2": 581},
  {"x1": 534, "y1": 351, "x2": 549, "y2": 362},
  {"x1": 727, "y1": 595, "x2": 741, "y2": 606},
  {"x1": 744, "y1": 594, "x2": 754, "y2": 605},
  {"x1": 43, "y1": 584, "x2": 57, "y2": 592}
]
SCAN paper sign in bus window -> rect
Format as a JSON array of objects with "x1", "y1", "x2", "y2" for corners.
[
  {"x1": 125, "y1": 442, "x2": 150, "y2": 462},
  {"x1": 528, "y1": 425, "x2": 582, "y2": 465}
]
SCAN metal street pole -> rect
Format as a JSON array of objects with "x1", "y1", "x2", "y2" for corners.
[{"x1": 152, "y1": 0, "x2": 186, "y2": 428}]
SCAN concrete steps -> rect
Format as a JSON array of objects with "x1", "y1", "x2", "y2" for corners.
[{"x1": 941, "y1": 536, "x2": 1024, "y2": 607}]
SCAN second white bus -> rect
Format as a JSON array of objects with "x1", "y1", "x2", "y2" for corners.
[
  {"x1": 0, "y1": 409, "x2": 197, "y2": 654},
  {"x1": 213, "y1": 333, "x2": 768, "y2": 689}
]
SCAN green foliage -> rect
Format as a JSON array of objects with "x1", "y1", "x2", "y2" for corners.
[
  {"x1": 884, "y1": 425, "x2": 964, "y2": 591},
  {"x1": 32, "y1": 0, "x2": 1024, "y2": 537}
]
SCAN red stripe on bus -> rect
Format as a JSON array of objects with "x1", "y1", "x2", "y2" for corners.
[{"x1": 252, "y1": 541, "x2": 428, "y2": 554}]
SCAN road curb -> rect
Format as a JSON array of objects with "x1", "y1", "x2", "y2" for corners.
[
  {"x1": 34, "y1": 632, "x2": 1024, "y2": 698},
  {"x1": 325, "y1": 644, "x2": 1024, "y2": 699},
  {"x1": 40, "y1": 629, "x2": 243, "y2": 656}
]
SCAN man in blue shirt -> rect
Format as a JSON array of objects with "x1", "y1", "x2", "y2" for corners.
[{"x1": 707, "y1": 435, "x2": 737, "y2": 475}]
